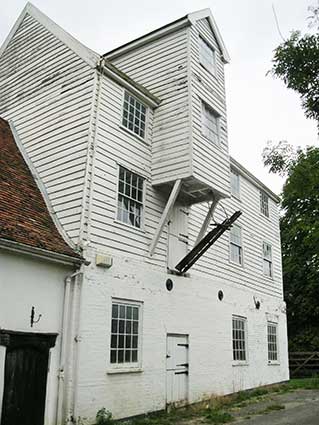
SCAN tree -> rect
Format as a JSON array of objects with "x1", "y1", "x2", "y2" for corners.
[
  {"x1": 270, "y1": 28, "x2": 319, "y2": 125},
  {"x1": 263, "y1": 144, "x2": 319, "y2": 350}
]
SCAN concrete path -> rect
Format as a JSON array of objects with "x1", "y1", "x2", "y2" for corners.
[{"x1": 234, "y1": 389, "x2": 319, "y2": 425}]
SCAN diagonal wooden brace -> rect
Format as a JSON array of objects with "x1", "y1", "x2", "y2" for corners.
[{"x1": 149, "y1": 179, "x2": 182, "y2": 256}]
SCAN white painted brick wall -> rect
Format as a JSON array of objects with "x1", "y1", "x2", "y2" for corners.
[{"x1": 74, "y1": 247, "x2": 289, "y2": 423}]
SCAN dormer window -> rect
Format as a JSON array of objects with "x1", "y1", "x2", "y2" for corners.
[
  {"x1": 199, "y1": 36, "x2": 216, "y2": 75},
  {"x1": 122, "y1": 91, "x2": 146, "y2": 139},
  {"x1": 201, "y1": 101, "x2": 220, "y2": 145}
]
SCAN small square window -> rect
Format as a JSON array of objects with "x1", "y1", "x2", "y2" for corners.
[
  {"x1": 230, "y1": 169, "x2": 240, "y2": 198},
  {"x1": 260, "y1": 191, "x2": 269, "y2": 217},
  {"x1": 199, "y1": 36, "x2": 216, "y2": 74},
  {"x1": 267, "y1": 322, "x2": 278, "y2": 362},
  {"x1": 201, "y1": 102, "x2": 220, "y2": 145},
  {"x1": 230, "y1": 224, "x2": 243, "y2": 265},
  {"x1": 122, "y1": 92, "x2": 147, "y2": 139},
  {"x1": 232, "y1": 316, "x2": 247, "y2": 362},
  {"x1": 117, "y1": 166, "x2": 144, "y2": 228},
  {"x1": 263, "y1": 242, "x2": 273, "y2": 277},
  {"x1": 110, "y1": 300, "x2": 142, "y2": 366}
]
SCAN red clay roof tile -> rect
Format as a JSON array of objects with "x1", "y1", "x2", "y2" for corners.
[{"x1": 0, "y1": 117, "x2": 81, "y2": 261}]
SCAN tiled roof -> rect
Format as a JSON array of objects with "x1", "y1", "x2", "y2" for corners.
[{"x1": 0, "y1": 117, "x2": 82, "y2": 261}]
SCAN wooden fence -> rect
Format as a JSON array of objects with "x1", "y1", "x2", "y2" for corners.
[{"x1": 289, "y1": 352, "x2": 319, "y2": 378}]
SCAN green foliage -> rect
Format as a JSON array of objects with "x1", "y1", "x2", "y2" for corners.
[
  {"x1": 260, "y1": 404, "x2": 285, "y2": 414},
  {"x1": 95, "y1": 408, "x2": 114, "y2": 425},
  {"x1": 264, "y1": 145, "x2": 319, "y2": 350},
  {"x1": 270, "y1": 30, "x2": 319, "y2": 124},
  {"x1": 204, "y1": 408, "x2": 234, "y2": 423}
]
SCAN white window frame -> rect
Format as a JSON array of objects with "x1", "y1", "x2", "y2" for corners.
[
  {"x1": 267, "y1": 322, "x2": 279, "y2": 364},
  {"x1": 232, "y1": 316, "x2": 248, "y2": 364},
  {"x1": 201, "y1": 101, "x2": 221, "y2": 146},
  {"x1": 260, "y1": 190, "x2": 269, "y2": 217},
  {"x1": 262, "y1": 241, "x2": 273, "y2": 278},
  {"x1": 120, "y1": 90, "x2": 147, "y2": 140},
  {"x1": 198, "y1": 35, "x2": 217, "y2": 75},
  {"x1": 229, "y1": 224, "x2": 243, "y2": 266},
  {"x1": 109, "y1": 298, "x2": 143, "y2": 371},
  {"x1": 230, "y1": 169, "x2": 240, "y2": 199},
  {"x1": 116, "y1": 165, "x2": 145, "y2": 229}
]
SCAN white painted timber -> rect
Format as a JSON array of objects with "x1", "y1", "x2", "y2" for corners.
[{"x1": 0, "y1": 11, "x2": 96, "y2": 244}]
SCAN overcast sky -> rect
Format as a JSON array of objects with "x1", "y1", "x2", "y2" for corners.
[{"x1": 1, "y1": 0, "x2": 318, "y2": 194}]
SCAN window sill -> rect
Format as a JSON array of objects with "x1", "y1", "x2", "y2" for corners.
[
  {"x1": 119, "y1": 125, "x2": 149, "y2": 146},
  {"x1": 229, "y1": 259, "x2": 244, "y2": 269},
  {"x1": 259, "y1": 212, "x2": 272, "y2": 222},
  {"x1": 107, "y1": 367, "x2": 143, "y2": 375},
  {"x1": 199, "y1": 62, "x2": 218, "y2": 81},
  {"x1": 262, "y1": 273, "x2": 275, "y2": 282},
  {"x1": 200, "y1": 132, "x2": 222, "y2": 149},
  {"x1": 231, "y1": 194, "x2": 241, "y2": 202},
  {"x1": 268, "y1": 361, "x2": 280, "y2": 366},
  {"x1": 232, "y1": 361, "x2": 249, "y2": 367},
  {"x1": 113, "y1": 219, "x2": 146, "y2": 234}
]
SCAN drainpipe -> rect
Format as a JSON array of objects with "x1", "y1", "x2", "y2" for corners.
[{"x1": 56, "y1": 269, "x2": 82, "y2": 425}]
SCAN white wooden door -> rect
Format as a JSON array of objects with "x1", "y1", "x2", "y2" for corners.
[
  {"x1": 167, "y1": 204, "x2": 189, "y2": 270},
  {"x1": 166, "y1": 334, "x2": 189, "y2": 406}
]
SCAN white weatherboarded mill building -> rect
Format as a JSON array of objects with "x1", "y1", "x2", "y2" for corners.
[{"x1": 0, "y1": 3, "x2": 289, "y2": 424}]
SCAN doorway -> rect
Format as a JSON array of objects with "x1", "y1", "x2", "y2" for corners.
[
  {"x1": 166, "y1": 334, "x2": 189, "y2": 407},
  {"x1": 0, "y1": 330, "x2": 57, "y2": 425}
]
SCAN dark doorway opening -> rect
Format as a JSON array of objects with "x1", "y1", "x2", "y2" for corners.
[{"x1": 0, "y1": 330, "x2": 57, "y2": 425}]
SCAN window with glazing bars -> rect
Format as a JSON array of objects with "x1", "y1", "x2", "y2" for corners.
[
  {"x1": 201, "y1": 102, "x2": 220, "y2": 145},
  {"x1": 260, "y1": 191, "x2": 269, "y2": 217},
  {"x1": 263, "y1": 242, "x2": 273, "y2": 277},
  {"x1": 122, "y1": 91, "x2": 146, "y2": 139},
  {"x1": 230, "y1": 224, "x2": 243, "y2": 265},
  {"x1": 110, "y1": 301, "x2": 140, "y2": 364},
  {"x1": 230, "y1": 169, "x2": 240, "y2": 198},
  {"x1": 267, "y1": 322, "x2": 278, "y2": 362},
  {"x1": 117, "y1": 166, "x2": 144, "y2": 228},
  {"x1": 232, "y1": 316, "x2": 247, "y2": 361},
  {"x1": 199, "y1": 36, "x2": 216, "y2": 74}
]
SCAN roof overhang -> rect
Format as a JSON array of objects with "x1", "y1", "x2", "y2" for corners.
[
  {"x1": 230, "y1": 157, "x2": 280, "y2": 203},
  {"x1": 98, "y1": 60, "x2": 161, "y2": 108},
  {"x1": 104, "y1": 9, "x2": 230, "y2": 64},
  {"x1": 0, "y1": 238, "x2": 89, "y2": 267}
]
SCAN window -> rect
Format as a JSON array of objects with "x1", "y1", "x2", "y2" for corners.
[
  {"x1": 232, "y1": 316, "x2": 247, "y2": 362},
  {"x1": 110, "y1": 300, "x2": 141, "y2": 365},
  {"x1": 263, "y1": 242, "x2": 273, "y2": 277},
  {"x1": 199, "y1": 36, "x2": 216, "y2": 74},
  {"x1": 201, "y1": 102, "x2": 220, "y2": 145},
  {"x1": 260, "y1": 191, "x2": 269, "y2": 217},
  {"x1": 267, "y1": 322, "x2": 278, "y2": 362},
  {"x1": 230, "y1": 224, "x2": 243, "y2": 265},
  {"x1": 122, "y1": 91, "x2": 146, "y2": 139},
  {"x1": 117, "y1": 166, "x2": 144, "y2": 228},
  {"x1": 230, "y1": 169, "x2": 240, "y2": 198}
]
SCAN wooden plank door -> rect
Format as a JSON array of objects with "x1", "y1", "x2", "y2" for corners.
[
  {"x1": 0, "y1": 331, "x2": 57, "y2": 425},
  {"x1": 166, "y1": 334, "x2": 189, "y2": 407},
  {"x1": 167, "y1": 204, "x2": 189, "y2": 270}
]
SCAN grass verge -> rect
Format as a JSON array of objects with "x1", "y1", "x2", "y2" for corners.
[{"x1": 98, "y1": 378, "x2": 319, "y2": 425}]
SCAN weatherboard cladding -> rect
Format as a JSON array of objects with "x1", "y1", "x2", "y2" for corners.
[
  {"x1": 0, "y1": 5, "x2": 283, "y2": 296},
  {"x1": 0, "y1": 11, "x2": 96, "y2": 243},
  {"x1": 0, "y1": 117, "x2": 79, "y2": 259},
  {"x1": 190, "y1": 18, "x2": 230, "y2": 196}
]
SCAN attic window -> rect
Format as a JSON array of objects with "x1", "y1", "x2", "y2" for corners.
[
  {"x1": 199, "y1": 36, "x2": 216, "y2": 74},
  {"x1": 122, "y1": 91, "x2": 146, "y2": 139}
]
